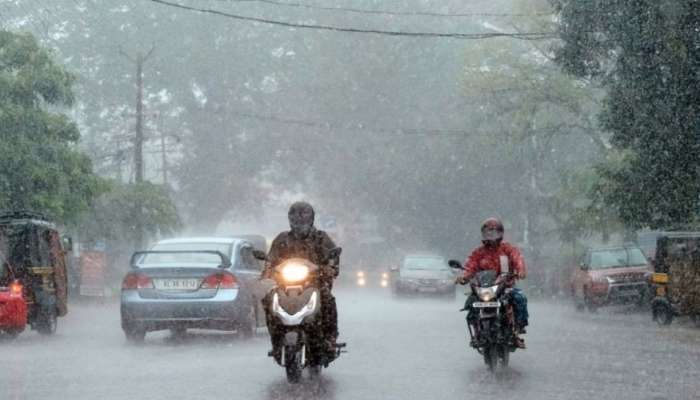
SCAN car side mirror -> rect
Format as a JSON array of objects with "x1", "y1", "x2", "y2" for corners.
[
  {"x1": 252, "y1": 249, "x2": 267, "y2": 261},
  {"x1": 448, "y1": 260, "x2": 464, "y2": 270},
  {"x1": 389, "y1": 265, "x2": 399, "y2": 272},
  {"x1": 580, "y1": 263, "x2": 589, "y2": 271},
  {"x1": 62, "y1": 236, "x2": 73, "y2": 252}
]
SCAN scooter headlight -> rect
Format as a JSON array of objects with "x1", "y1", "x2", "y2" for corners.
[
  {"x1": 281, "y1": 263, "x2": 310, "y2": 283},
  {"x1": 477, "y1": 285, "x2": 498, "y2": 302}
]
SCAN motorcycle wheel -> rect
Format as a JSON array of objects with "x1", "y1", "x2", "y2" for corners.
[
  {"x1": 36, "y1": 308, "x2": 57, "y2": 335},
  {"x1": 483, "y1": 345, "x2": 498, "y2": 372},
  {"x1": 498, "y1": 344, "x2": 509, "y2": 368},
  {"x1": 284, "y1": 346, "x2": 303, "y2": 384}
]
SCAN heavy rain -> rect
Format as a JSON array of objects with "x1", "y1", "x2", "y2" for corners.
[{"x1": 0, "y1": 0, "x2": 699, "y2": 399}]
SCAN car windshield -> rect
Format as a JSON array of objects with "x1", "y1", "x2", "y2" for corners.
[
  {"x1": 589, "y1": 248, "x2": 647, "y2": 269},
  {"x1": 138, "y1": 242, "x2": 233, "y2": 267},
  {"x1": 403, "y1": 256, "x2": 448, "y2": 271}
]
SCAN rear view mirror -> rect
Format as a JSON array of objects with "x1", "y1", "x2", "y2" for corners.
[
  {"x1": 325, "y1": 247, "x2": 342, "y2": 266},
  {"x1": 389, "y1": 265, "x2": 399, "y2": 272},
  {"x1": 252, "y1": 249, "x2": 267, "y2": 261},
  {"x1": 448, "y1": 260, "x2": 464, "y2": 270},
  {"x1": 580, "y1": 263, "x2": 589, "y2": 271},
  {"x1": 328, "y1": 247, "x2": 342, "y2": 259}
]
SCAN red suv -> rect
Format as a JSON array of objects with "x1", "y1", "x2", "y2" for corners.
[{"x1": 571, "y1": 245, "x2": 651, "y2": 312}]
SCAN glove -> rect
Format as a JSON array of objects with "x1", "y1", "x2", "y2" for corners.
[
  {"x1": 517, "y1": 270, "x2": 527, "y2": 280},
  {"x1": 454, "y1": 275, "x2": 467, "y2": 285}
]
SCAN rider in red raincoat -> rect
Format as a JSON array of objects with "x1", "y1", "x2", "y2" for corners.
[{"x1": 456, "y1": 218, "x2": 529, "y2": 347}]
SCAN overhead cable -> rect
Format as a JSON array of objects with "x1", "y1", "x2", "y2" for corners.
[
  {"x1": 148, "y1": 0, "x2": 556, "y2": 40},
  {"x1": 214, "y1": 0, "x2": 553, "y2": 18}
]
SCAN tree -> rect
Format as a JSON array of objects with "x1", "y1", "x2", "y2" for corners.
[
  {"x1": 552, "y1": 0, "x2": 700, "y2": 229},
  {"x1": 78, "y1": 181, "x2": 181, "y2": 243},
  {"x1": 0, "y1": 31, "x2": 104, "y2": 223}
]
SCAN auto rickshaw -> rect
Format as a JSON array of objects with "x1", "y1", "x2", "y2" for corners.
[
  {"x1": 0, "y1": 211, "x2": 69, "y2": 335},
  {"x1": 650, "y1": 232, "x2": 700, "y2": 326}
]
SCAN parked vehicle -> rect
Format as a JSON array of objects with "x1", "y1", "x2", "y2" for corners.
[
  {"x1": 0, "y1": 253, "x2": 27, "y2": 338},
  {"x1": 258, "y1": 247, "x2": 345, "y2": 383},
  {"x1": 450, "y1": 261, "x2": 520, "y2": 372},
  {"x1": 0, "y1": 211, "x2": 69, "y2": 336},
  {"x1": 391, "y1": 254, "x2": 455, "y2": 299},
  {"x1": 120, "y1": 237, "x2": 264, "y2": 343},
  {"x1": 571, "y1": 245, "x2": 651, "y2": 312},
  {"x1": 649, "y1": 232, "x2": 700, "y2": 326}
]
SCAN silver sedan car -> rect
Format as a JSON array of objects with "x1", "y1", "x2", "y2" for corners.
[{"x1": 120, "y1": 237, "x2": 265, "y2": 343}]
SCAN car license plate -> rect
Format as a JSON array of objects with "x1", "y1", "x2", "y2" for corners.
[
  {"x1": 473, "y1": 301, "x2": 500, "y2": 308},
  {"x1": 418, "y1": 287, "x2": 437, "y2": 293},
  {"x1": 154, "y1": 279, "x2": 200, "y2": 291}
]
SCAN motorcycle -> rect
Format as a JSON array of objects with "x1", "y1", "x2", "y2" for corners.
[
  {"x1": 449, "y1": 260, "x2": 520, "y2": 372},
  {"x1": 255, "y1": 247, "x2": 345, "y2": 383}
]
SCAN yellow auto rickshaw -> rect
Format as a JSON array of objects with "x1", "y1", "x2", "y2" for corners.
[{"x1": 650, "y1": 232, "x2": 700, "y2": 326}]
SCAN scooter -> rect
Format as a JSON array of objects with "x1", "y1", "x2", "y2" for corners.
[{"x1": 257, "y1": 248, "x2": 345, "y2": 383}]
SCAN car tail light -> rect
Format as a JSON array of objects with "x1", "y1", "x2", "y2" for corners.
[
  {"x1": 122, "y1": 273, "x2": 153, "y2": 289},
  {"x1": 9, "y1": 280, "x2": 23, "y2": 297},
  {"x1": 200, "y1": 272, "x2": 238, "y2": 289}
]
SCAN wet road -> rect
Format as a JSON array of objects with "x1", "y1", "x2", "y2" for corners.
[{"x1": 2, "y1": 289, "x2": 699, "y2": 400}]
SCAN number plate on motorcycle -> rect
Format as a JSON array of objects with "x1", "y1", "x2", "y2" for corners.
[{"x1": 472, "y1": 301, "x2": 500, "y2": 308}]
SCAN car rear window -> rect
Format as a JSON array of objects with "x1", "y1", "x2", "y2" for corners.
[
  {"x1": 590, "y1": 248, "x2": 647, "y2": 269},
  {"x1": 403, "y1": 256, "x2": 448, "y2": 270},
  {"x1": 139, "y1": 242, "x2": 233, "y2": 267}
]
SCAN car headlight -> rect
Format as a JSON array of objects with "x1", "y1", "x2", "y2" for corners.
[
  {"x1": 281, "y1": 263, "x2": 309, "y2": 283},
  {"x1": 357, "y1": 271, "x2": 365, "y2": 278},
  {"x1": 477, "y1": 286, "x2": 498, "y2": 302},
  {"x1": 381, "y1": 272, "x2": 389, "y2": 279}
]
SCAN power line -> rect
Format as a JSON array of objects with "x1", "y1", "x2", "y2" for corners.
[
  {"x1": 227, "y1": 110, "x2": 472, "y2": 136},
  {"x1": 147, "y1": 0, "x2": 556, "y2": 40},
  {"x1": 214, "y1": 0, "x2": 553, "y2": 18}
]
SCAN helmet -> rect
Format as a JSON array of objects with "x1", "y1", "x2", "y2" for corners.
[
  {"x1": 481, "y1": 217, "x2": 504, "y2": 242},
  {"x1": 288, "y1": 201, "x2": 315, "y2": 239}
]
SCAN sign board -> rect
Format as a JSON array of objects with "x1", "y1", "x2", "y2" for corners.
[{"x1": 79, "y1": 251, "x2": 106, "y2": 296}]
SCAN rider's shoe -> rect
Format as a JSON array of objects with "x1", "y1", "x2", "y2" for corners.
[
  {"x1": 268, "y1": 348, "x2": 282, "y2": 364},
  {"x1": 514, "y1": 336, "x2": 526, "y2": 349}
]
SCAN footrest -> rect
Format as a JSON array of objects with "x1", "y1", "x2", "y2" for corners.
[{"x1": 335, "y1": 342, "x2": 347, "y2": 348}]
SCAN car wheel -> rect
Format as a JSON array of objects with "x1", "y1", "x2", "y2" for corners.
[
  {"x1": 124, "y1": 323, "x2": 146, "y2": 344},
  {"x1": 584, "y1": 290, "x2": 598, "y2": 313},
  {"x1": 238, "y1": 304, "x2": 256, "y2": 339},
  {"x1": 170, "y1": 327, "x2": 187, "y2": 338},
  {"x1": 2, "y1": 329, "x2": 22, "y2": 340},
  {"x1": 653, "y1": 305, "x2": 673, "y2": 326}
]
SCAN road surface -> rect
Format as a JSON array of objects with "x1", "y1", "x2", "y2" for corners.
[{"x1": 2, "y1": 289, "x2": 698, "y2": 400}]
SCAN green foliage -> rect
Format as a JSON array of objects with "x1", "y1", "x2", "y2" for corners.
[
  {"x1": 0, "y1": 31, "x2": 104, "y2": 223},
  {"x1": 552, "y1": 0, "x2": 700, "y2": 229},
  {"x1": 78, "y1": 181, "x2": 181, "y2": 241}
]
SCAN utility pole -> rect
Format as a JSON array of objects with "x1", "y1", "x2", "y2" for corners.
[
  {"x1": 157, "y1": 112, "x2": 169, "y2": 186},
  {"x1": 120, "y1": 44, "x2": 155, "y2": 249}
]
